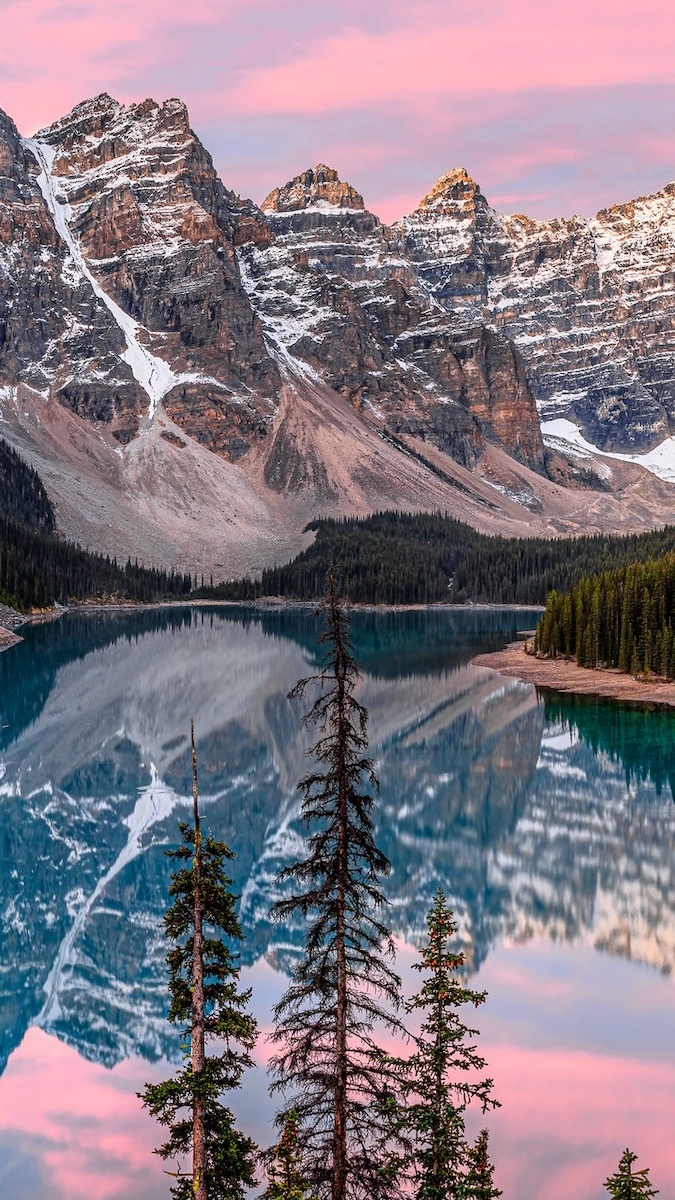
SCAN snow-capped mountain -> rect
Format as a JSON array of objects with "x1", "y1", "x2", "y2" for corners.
[{"x1": 5, "y1": 94, "x2": 675, "y2": 571}]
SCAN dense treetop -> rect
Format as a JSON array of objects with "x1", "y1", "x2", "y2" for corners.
[
  {"x1": 535, "y1": 552, "x2": 675, "y2": 678},
  {"x1": 0, "y1": 438, "x2": 55, "y2": 533},
  {"x1": 196, "y1": 511, "x2": 675, "y2": 607}
]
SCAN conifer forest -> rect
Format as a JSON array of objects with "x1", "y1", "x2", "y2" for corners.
[
  {"x1": 0, "y1": 438, "x2": 192, "y2": 609},
  {"x1": 198, "y1": 511, "x2": 675, "y2": 607},
  {"x1": 535, "y1": 552, "x2": 675, "y2": 676}
]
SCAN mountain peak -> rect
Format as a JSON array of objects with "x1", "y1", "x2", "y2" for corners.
[
  {"x1": 261, "y1": 164, "x2": 366, "y2": 214},
  {"x1": 416, "y1": 168, "x2": 482, "y2": 211},
  {"x1": 38, "y1": 94, "x2": 191, "y2": 146}
]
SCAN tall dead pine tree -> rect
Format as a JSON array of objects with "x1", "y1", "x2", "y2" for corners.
[
  {"x1": 270, "y1": 573, "x2": 402, "y2": 1200},
  {"x1": 140, "y1": 721, "x2": 257, "y2": 1200}
]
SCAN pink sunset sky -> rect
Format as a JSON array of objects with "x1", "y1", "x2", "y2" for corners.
[{"x1": 1, "y1": 1, "x2": 675, "y2": 224}]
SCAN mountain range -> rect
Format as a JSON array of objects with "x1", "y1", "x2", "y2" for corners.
[{"x1": 4, "y1": 94, "x2": 675, "y2": 573}]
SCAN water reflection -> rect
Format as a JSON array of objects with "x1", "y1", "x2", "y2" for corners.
[
  {"x1": 0, "y1": 606, "x2": 674, "y2": 1199},
  {"x1": 541, "y1": 689, "x2": 675, "y2": 799}
]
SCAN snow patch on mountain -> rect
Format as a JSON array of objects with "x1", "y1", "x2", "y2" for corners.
[
  {"x1": 542, "y1": 418, "x2": 675, "y2": 483},
  {"x1": 37, "y1": 766, "x2": 188, "y2": 1028},
  {"x1": 23, "y1": 137, "x2": 227, "y2": 423}
]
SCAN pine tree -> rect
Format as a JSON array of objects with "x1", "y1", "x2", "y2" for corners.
[
  {"x1": 263, "y1": 1111, "x2": 315, "y2": 1200},
  {"x1": 140, "y1": 721, "x2": 257, "y2": 1200},
  {"x1": 269, "y1": 571, "x2": 402, "y2": 1200},
  {"x1": 461, "y1": 1130, "x2": 501, "y2": 1200},
  {"x1": 396, "y1": 890, "x2": 499, "y2": 1200},
  {"x1": 604, "y1": 1148, "x2": 658, "y2": 1199}
]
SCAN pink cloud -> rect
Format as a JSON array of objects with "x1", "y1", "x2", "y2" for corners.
[
  {"x1": 482, "y1": 1043, "x2": 675, "y2": 1200},
  {"x1": 226, "y1": 3, "x2": 675, "y2": 116},
  {"x1": 0, "y1": 0, "x2": 674, "y2": 224},
  {"x1": 0, "y1": 1027, "x2": 167, "y2": 1200}
]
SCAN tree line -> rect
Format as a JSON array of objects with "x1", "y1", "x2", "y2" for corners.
[
  {"x1": 0, "y1": 437, "x2": 193, "y2": 609},
  {"x1": 0, "y1": 437, "x2": 55, "y2": 533},
  {"x1": 140, "y1": 581, "x2": 657, "y2": 1200},
  {"x1": 535, "y1": 551, "x2": 675, "y2": 677},
  {"x1": 195, "y1": 510, "x2": 675, "y2": 607}
]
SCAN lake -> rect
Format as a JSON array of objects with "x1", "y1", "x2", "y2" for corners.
[{"x1": 0, "y1": 605, "x2": 673, "y2": 1200}]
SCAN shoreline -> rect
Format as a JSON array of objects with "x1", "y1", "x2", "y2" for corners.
[
  {"x1": 0, "y1": 596, "x2": 545, "y2": 656},
  {"x1": 472, "y1": 642, "x2": 675, "y2": 708},
  {"x1": 176, "y1": 598, "x2": 545, "y2": 614}
]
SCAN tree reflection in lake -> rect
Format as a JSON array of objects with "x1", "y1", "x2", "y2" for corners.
[{"x1": 0, "y1": 606, "x2": 673, "y2": 1200}]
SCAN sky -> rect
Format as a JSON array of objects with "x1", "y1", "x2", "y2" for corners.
[
  {"x1": 2, "y1": 0, "x2": 675, "y2": 223},
  {"x1": 2, "y1": 942, "x2": 675, "y2": 1200}
]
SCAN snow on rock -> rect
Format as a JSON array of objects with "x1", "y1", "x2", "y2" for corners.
[
  {"x1": 26, "y1": 137, "x2": 198, "y2": 422},
  {"x1": 542, "y1": 417, "x2": 675, "y2": 483}
]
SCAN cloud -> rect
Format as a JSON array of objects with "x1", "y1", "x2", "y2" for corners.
[{"x1": 1, "y1": 2, "x2": 675, "y2": 223}]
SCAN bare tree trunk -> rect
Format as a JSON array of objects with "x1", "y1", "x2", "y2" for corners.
[
  {"x1": 331, "y1": 584, "x2": 348, "y2": 1200},
  {"x1": 191, "y1": 718, "x2": 207, "y2": 1200}
]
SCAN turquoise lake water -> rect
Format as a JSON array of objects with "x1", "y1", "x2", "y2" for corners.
[{"x1": 0, "y1": 606, "x2": 673, "y2": 1200}]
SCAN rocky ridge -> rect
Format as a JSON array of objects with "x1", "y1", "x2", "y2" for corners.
[
  {"x1": 396, "y1": 168, "x2": 675, "y2": 454},
  {"x1": 3, "y1": 95, "x2": 675, "y2": 571}
]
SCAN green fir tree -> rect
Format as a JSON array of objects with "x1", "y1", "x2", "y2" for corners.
[
  {"x1": 604, "y1": 1148, "x2": 658, "y2": 1199},
  {"x1": 461, "y1": 1129, "x2": 501, "y2": 1200},
  {"x1": 263, "y1": 1111, "x2": 315, "y2": 1200},
  {"x1": 396, "y1": 889, "x2": 499, "y2": 1200},
  {"x1": 140, "y1": 721, "x2": 257, "y2": 1200}
]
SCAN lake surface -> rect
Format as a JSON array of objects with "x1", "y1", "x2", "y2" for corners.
[{"x1": 0, "y1": 606, "x2": 674, "y2": 1200}]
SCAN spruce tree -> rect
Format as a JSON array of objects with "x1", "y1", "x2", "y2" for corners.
[
  {"x1": 263, "y1": 1111, "x2": 315, "y2": 1200},
  {"x1": 269, "y1": 572, "x2": 402, "y2": 1200},
  {"x1": 461, "y1": 1130, "x2": 501, "y2": 1200},
  {"x1": 396, "y1": 889, "x2": 499, "y2": 1200},
  {"x1": 604, "y1": 1148, "x2": 658, "y2": 1199},
  {"x1": 140, "y1": 721, "x2": 257, "y2": 1200}
]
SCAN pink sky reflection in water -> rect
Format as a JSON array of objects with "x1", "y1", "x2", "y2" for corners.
[{"x1": 1, "y1": 940, "x2": 674, "y2": 1200}]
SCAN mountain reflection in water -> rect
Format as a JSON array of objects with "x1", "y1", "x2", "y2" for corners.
[
  {"x1": 0, "y1": 609, "x2": 667, "y2": 1200},
  {"x1": 0, "y1": 606, "x2": 674, "y2": 1200}
]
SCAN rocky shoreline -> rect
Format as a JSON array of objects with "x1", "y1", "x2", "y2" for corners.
[
  {"x1": 472, "y1": 642, "x2": 675, "y2": 708},
  {"x1": 0, "y1": 605, "x2": 24, "y2": 650}
]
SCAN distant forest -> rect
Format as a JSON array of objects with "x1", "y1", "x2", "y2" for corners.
[
  {"x1": 196, "y1": 511, "x2": 675, "y2": 607},
  {"x1": 0, "y1": 438, "x2": 192, "y2": 610},
  {"x1": 535, "y1": 552, "x2": 675, "y2": 677}
]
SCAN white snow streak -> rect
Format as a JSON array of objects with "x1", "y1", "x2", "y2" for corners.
[
  {"x1": 542, "y1": 417, "x2": 675, "y2": 483},
  {"x1": 37, "y1": 767, "x2": 186, "y2": 1026},
  {"x1": 24, "y1": 138, "x2": 180, "y2": 420}
]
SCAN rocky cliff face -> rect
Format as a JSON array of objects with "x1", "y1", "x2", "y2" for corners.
[
  {"x1": 3, "y1": 92, "x2": 675, "y2": 572},
  {"x1": 245, "y1": 164, "x2": 544, "y2": 470},
  {"x1": 1, "y1": 97, "x2": 543, "y2": 471},
  {"x1": 396, "y1": 169, "x2": 675, "y2": 452}
]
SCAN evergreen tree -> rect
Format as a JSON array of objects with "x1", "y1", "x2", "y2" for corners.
[
  {"x1": 604, "y1": 1148, "x2": 658, "y2": 1199},
  {"x1": 269, "y1": 572, "x2": 402, "y2": 1200},
  {"x1": 396, "y1": 890, "x2": 499, "y2": 1200},
  {"x1": 461, "y1": 1130, "x2": 501, "y2": 1200},
  {"x1": 140, "y1": 721, "x2": 257, "y2": 1200},
  {"x1": 263, "y1": 1111, "x2": 315, "y2": 1200}
]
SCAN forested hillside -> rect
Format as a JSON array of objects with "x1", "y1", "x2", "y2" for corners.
[
  {"x1": 0, "y1": 438, "x2": 192, "y2": 610},
  {"x1": 197, "y1": 512, "x2": 675, "y2": 606},
  {"x1": 535, "y1": 553, "x2": 675, "y2": 676},
  {"x1": 0, "y1": 438, "x2": 55, "y2": 532}
]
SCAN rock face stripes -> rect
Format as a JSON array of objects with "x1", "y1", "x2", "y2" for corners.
[
  {"x1": 3, "y1": 92, "x2": 675, "y2": 569},
  {"x1": 396, "y1": 168, "x2": 675, "y2": 452}
]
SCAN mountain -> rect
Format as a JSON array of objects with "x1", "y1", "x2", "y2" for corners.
[
  {"x1": 4, "y1": 95, "x2": 675, "y2": 573},
  {"x1": 1, "y1": 609, "x2": 673, "y2": 1071}
]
